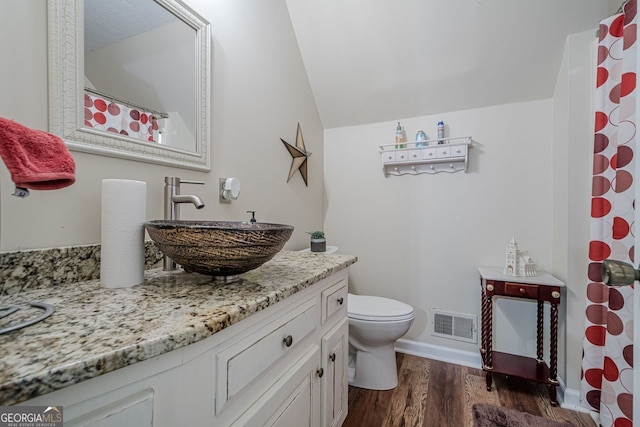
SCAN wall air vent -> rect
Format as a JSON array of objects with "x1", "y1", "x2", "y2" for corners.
[{"x1": 431, "y1": 309, "x2": 477, "y2": 344}]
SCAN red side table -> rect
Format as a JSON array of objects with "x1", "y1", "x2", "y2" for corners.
[{"x1": 478, "y1": 267, "x2": 564, "y2": 405}]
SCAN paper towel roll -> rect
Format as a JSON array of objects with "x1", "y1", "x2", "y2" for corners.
[{"x1": 101, "y1": 179, "x2": 147, "y2": 288}]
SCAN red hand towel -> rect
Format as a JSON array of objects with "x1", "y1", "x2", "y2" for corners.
[{"x1": 0, "y1": 117, "x2": 76, "y2": 190}]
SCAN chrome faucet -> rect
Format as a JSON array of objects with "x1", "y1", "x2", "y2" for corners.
[{"x1": 163, "y1": 176, "x2": 205, "y2": 270}]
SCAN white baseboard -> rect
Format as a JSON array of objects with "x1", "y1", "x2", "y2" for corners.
[
  {"x1": 395, "y1": 338, "x2": 482, "y2": 369},
  {"x1": 560, "y1": 386, "x2": 599, "y2": 418},
  {"x1": 394, "y1": 338, "x2": 596, "y2": 417}
]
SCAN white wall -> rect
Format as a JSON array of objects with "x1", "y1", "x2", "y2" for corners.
[
  {"x1": 323, "y1": 28, "x2": 598, "y2": 394},
  {"x1": 0, "y1": 0, "x2": 324, "y2": 251},
  {"x1": 552, "y1": 30, "x2": 597, "y2": 391},
  {"x1": 325, "y1": 100, "x2": 554, "y2": 357}
]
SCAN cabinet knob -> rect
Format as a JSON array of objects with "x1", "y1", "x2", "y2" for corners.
[
  {"x1": 283, "y1": 335, "x2": 293, "y2": 347},
  {"x1": 337, "y1": 297, "x2": 344, "y2": 305},
  {"x1": 519, "y1": 288, "x2": 526, "y2": 294},
  {"x1": 551, "y1": 291, "x2": 560, "y2": 299},
  {"x1": 329, "y1": 353, "x2": 336, "y2": 362},
  {"x1": 486, "y1": 284, "x2": 494, "y2": 292},
  {"x1": 317, "y1": 368, "x2": 324, "y2": 378}
]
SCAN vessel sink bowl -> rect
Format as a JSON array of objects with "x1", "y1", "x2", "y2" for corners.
[{"x1": 145, "y1": 220, "x2": 294, "y2": 278}]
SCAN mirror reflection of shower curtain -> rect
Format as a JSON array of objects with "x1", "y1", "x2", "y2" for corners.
[
  {"x1": 84, "y1": 92, "x2": 159, "y2": 143},
  {"x1": 580, "y1": 2, "x2": 636, "y2": 425}
]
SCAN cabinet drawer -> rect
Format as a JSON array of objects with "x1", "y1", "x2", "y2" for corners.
[
  {"x1": 216, "y1": 297, "x2": 318, "y2": 413},
  {"x1": 504, "y1": 282, "x2": 539, "y2": 298},
  {"x1": 395, "y1": 151, "x2": 409, "y2": 162},
  {"x1": 436, "y1": 146, "x2": 451, "y2": 158},
  {"x1": 64, "y1": 389, "x2": 153, "y2": 427},
  {"x1": 382, "y1": 151, "x2": 396, "y2": 163},
  {"x1": 450, "y1": 144, "x2": 466, "y2": 157},
  {"x1": 407, "y1": 149, "x2": 421, "y2": 161},
  {"x1": 321, "y1": 278, "x2": 347, "y2": 325},
  {"x1": 422, "y1": 147, "x2": 437, "y2": 160}
]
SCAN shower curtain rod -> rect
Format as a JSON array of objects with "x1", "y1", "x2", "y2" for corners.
[
  {"x1": 596, "y1": 1, "x2": 630, "y2": 37},
  {"x1": 616, "y1": 0, "x2": 629, "y2": 14},
  {"x1": 84, "y1": 87, "x2": 169, "y2": 119}
]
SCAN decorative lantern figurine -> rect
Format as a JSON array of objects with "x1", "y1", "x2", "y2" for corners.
[{"x1": 504, "y1": 237, "x2": 537, "y2": 277}]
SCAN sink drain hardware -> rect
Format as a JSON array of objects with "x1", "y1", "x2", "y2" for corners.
[{"x1": 0, "y1": 302, "x2": 55, "y2": 335}]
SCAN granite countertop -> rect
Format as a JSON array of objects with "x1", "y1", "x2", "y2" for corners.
[{"x1": 0, "y1": 251, "x2": 357, "y2": 406}]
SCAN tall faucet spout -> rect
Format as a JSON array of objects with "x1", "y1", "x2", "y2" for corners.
[
  {"x1": 172, "y1": 194, "x2": 205, "y2": 209},
  {"x1": 163, "y1": 176, "x2": 206, "y2": 271}
]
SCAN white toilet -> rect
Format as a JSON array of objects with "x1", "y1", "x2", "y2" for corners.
[{"x1": 347, "y1": 293, "x2": 415, "y2": 390}]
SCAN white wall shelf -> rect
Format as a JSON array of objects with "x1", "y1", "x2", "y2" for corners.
[{"x1": 379, "y1": 136, "x2": 472, "y2": 177}]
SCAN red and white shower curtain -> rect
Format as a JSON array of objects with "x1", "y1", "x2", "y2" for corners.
[
  {"x1": 84, "y1": 92, "x2": 159, "y2": 143},
  {"x1": 581, "y1": 2, "x2": 636, "y2": 426}
]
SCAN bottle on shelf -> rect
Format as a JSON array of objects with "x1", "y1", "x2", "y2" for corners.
[
  {"x1": 395, "y1": 122, "x2": 405, "y2": 149},
  {"x1": 437, "y1": 121, "x2": 445, "y2": 144},
  {"x1": 415, "y1": 130, "x2": 427, "y2": 147}
]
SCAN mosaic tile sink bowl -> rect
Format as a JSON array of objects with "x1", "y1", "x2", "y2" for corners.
[{"x1": 145, "y1": 220, "x2": 294, "y2": 279}]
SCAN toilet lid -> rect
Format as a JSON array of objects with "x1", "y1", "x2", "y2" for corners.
[{"x1": 348, "y1": 294, "x2": 415, "y2": 322}]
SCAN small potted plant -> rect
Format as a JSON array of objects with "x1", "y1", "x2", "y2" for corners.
[{"x1": 307, "y1": 231, "x2": 326, "y2": 252}]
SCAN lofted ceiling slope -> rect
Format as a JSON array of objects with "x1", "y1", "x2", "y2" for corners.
[{"x1": 286, "y1": 0, "x2": 617, "y2": 129}]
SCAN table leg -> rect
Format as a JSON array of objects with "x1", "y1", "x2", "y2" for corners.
[
  {"x1": 480, "y1": 283, "x2": 487, "y2": 357},
  {"x1": 549, "y1": 302, "x2": 559, "y2": 406},
  {"x1": 536, "y1": 301, "x2": 544, "y2": 363},
  {"x1": 483, "y1": 292, "x2": 493, "y2": 391}
]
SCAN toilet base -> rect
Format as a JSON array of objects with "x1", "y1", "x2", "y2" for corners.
[{"x1": 348, "y1": 343, "x2": 399, "y2": 390}]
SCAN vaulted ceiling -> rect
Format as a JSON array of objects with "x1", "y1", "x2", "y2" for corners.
[
  {"x1": 286, "y1": 0, "x2": 617, "y2": 129},
  {"x1": 84, "y1": 0, "x2": 619, "y2": 129},
  {"x1": 84, "y1": 0, "x2": 176, "y2": 52}
]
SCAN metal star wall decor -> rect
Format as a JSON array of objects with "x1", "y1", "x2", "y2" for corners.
[{"x1": 280, "y1": 123, "x2": 311, "y2": 186}]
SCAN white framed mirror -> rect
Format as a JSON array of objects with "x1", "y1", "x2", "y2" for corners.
[{"x1": 47, "y1": 0, "x2": 211, "y2": 171}]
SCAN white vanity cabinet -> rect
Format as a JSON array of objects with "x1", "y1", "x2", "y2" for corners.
[
  {"x1": 321, "y1": 318, "x2": 348, "y2": 427},
  {"x1": 229, "y1": 346, "x2": 321, "y2": 426},
  {"x1": 22, "y1": 269, "x2": 350, "y2": 427},
  {"x1": 319, "y1": 278, "x2": 349, "y2": 427}
]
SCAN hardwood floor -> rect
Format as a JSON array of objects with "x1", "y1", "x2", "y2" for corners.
[{"x1": 343, "y1": 353, "x2": 596, "y2": 427}]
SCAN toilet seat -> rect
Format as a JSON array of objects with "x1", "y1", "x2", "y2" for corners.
[{"x1": 348, "y1": 294, "x2": 415, "y2": 322}]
